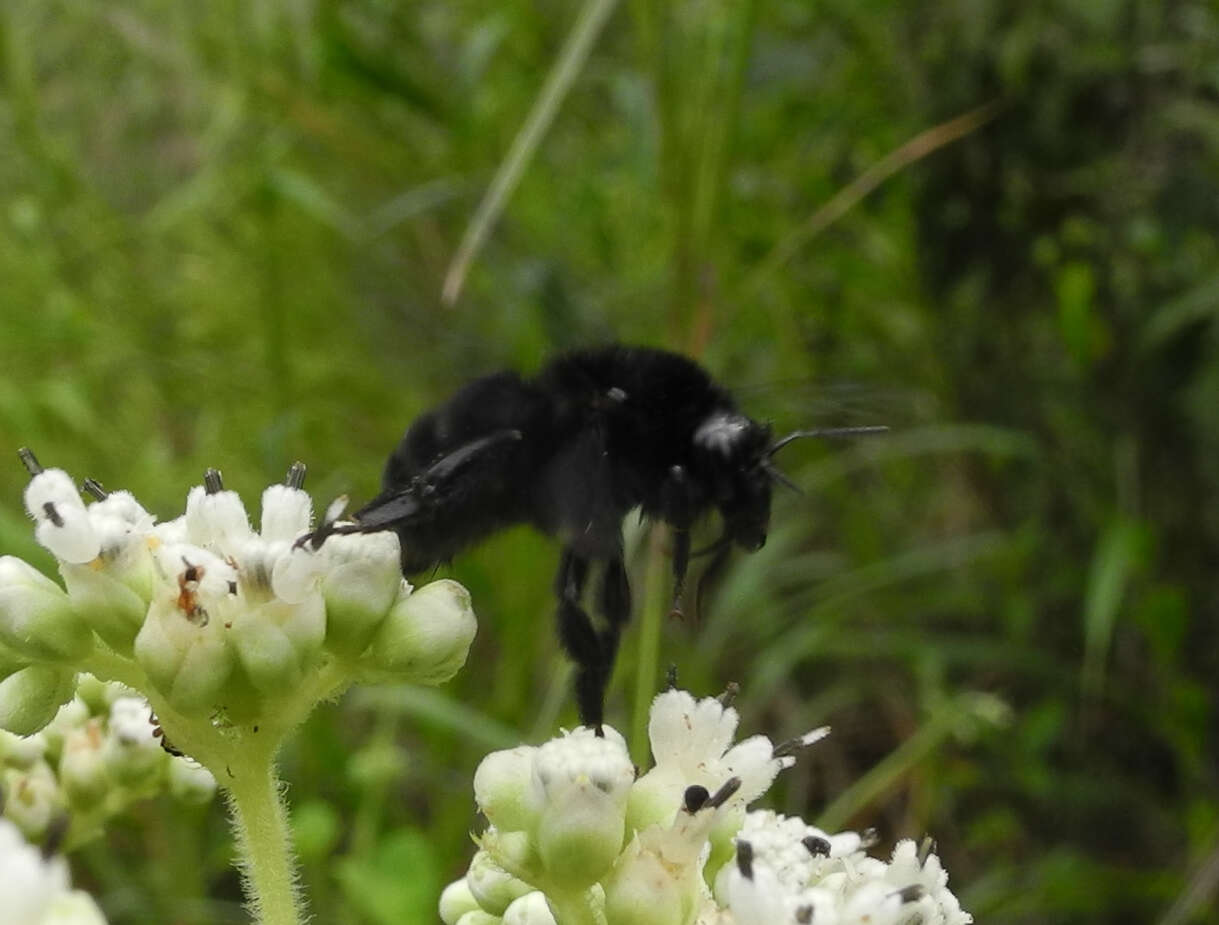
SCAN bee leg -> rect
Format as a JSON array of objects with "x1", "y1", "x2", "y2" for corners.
[
  {"x1": 554, "y1": 549, "x2": 605, "y2": 731},
  {"x1": 660, "y1": 465, "x2": 696, "y2": 618},
  {"x1": 591, "y1": 555, "x2": 631, "y2": 728}
]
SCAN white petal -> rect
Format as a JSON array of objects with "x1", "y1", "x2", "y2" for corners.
[
  {"x1": 260, "y1": 484, "x2": 313, "y2": 543},
  {"x1": 719, "y1": 735, "x2": 784, "y2": 805},
  {"x1": 26, "y1": 470, "x2": 98, "y2": 564}
]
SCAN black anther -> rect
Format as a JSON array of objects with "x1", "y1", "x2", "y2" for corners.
[
  {"x1": 82, "y1": 478, "x2": 108, "y2": 500},
  {"x1": 802, "y1": 835, "x2": 831, "y2": 857},
  {"x1": 707, "y1": 776, "x2": 742, "y2": 809},
  {"x1": 683, "y1": 785, "x2": 710, "y2": 813},
  {"x1": 17, "y1": 447, "x2": 43, "y2": 476},
  {"x1": 894, "y1": 885, "x2": 925, "y2": 904},
  {"x1": 717, "y1": 681, "x2": 740, "y2": 707},
  {"x1": 735, "y1": 840, "x2": 754, "y2": 879},
  {"x1": 917, "y1": 834, "x2": 937, "y2": 866},
  {"x1": 285, "y1": 461, "x2": 306, "y2": 489},
  {"x1": 203, "y1": 468, "x2": 224, "y2": 494},
  {"x1": 43, "y1": 502, "x2": 63, "y2": 527}
]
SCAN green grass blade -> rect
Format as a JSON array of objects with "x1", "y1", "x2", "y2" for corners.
[{"x1": 441, "y1": 0, "x2": 621, "y2": 306}]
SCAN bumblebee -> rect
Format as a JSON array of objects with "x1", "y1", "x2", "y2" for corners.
[{"x1": 304, "y1": 345, "x2": 881, "y2": 728}]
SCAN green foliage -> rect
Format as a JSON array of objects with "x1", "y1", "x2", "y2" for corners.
[{"x1": 2, "y1": 0, "x2": 1217, "y2": 922}]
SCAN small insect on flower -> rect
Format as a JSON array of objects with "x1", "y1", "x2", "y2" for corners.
[
  {"x1": 299, "y1": 345, "x2": 885, "y2": 730},
  {"x1": 175, "y1": 559, "x2": 208, "y2": 626},
  {"x1": 147, "y1": 711, "x2": 184, "y2": 758}
]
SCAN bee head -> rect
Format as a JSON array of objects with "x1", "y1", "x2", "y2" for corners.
[{"x1": 693, "y1": 413, "x2": 774, "y2": 551}]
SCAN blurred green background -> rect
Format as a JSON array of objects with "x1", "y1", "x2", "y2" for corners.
[{"x1": 2, "y1": 0, "x2": 1217, "y2": 922}]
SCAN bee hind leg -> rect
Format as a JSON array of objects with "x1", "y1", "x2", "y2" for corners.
[
  {"x1": 660, "y1": 465, "x2": 697, "y2": 618},
  {"x1": 592, "y1": 555, "x2": 631, "y2": 725},
  {"x1": 554, "y1": 550, "x2": 605, "y2": 731}
]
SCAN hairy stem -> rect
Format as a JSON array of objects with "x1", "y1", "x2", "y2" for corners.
[{"x1": 224, "y1": 745, "x2": 301, "y2": 925}]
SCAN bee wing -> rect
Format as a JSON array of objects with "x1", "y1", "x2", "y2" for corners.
[
  {"x1": 352, "y1": 490, "x2": 422, "y2": 529},
  {"x1": 421, "y1": 429, "x2": 524, "y2": 484},
  {"x1": 354, "y1": 429, "x2": 526, "y2": 529}
]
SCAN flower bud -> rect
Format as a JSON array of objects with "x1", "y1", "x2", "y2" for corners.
[
  {"x1": 134, "y1": 591, "x2": 234, "y2": 713},
  {"x1": 502, "y1": 892, "x2": 556, "y2": 925},
  {"x1": 479, "y1": 828, "x2": 538, "y2": 883},
  {"x1": 39, "y1": 697, "x2": 90, "y2": 763},
  {"x1": 167, "y1": 757, "x2": 217, "y2": 804},
  {"x1": 532, "y1": 728, "x2": 634, "y2": 888},
  {"x1": 466, "y1": 850, "x2": 533, "y2": 916},
  {"x1": 72, "y1": 676, "x2": 125, "y2": 716},
  {"x1": 25, "y1": 470, "x2": 99, "y2": 564},
  {"x1": 455, "y1": 913, "x2": 500, "y2": 925},
  {"x1": 0, "y1": 665, "x2": 77, "y2": 736},
  {"x1": 0, "y1": 728, "x2": 46, "y2": 769},
  {"x1": 364, "y1": 580, "x2": 476, "y2": 685},
  {"x1": 320, "y1": 532, "x2": 402, "y2": 658},
  {"x1": 101, "y1": 698, "x2": 163, "y2": 785},
  {"x1": 2, "y1": 760, "x2": 63, "y2": 839},
  {"x1": 440, "y1": 879, "x2": 482, "y2": 925},
  {"x1": 0, "y1": 558, "x2": 92, "y2": 663},
  {"x1": 60, "y1": 563, "x2": 148, "y2": 654},
  {"x1": 59, "y1": 722, "x2": 108, "y2": 808},
  {"x1": 602, "y1": 835, "x2": 688, "y2": 925},
  {"x1": 229, "y1": 595, "x2": 325, "y2": 694},
  {"x1": 269, "y1": 544, "x2": 323, "y2": 605},
  {"x1": 85, "y1": 490, "x2": 157, "y2": 601},
  {"x1": 474, "y1": 746, "x2": 540, "y2": 833}
]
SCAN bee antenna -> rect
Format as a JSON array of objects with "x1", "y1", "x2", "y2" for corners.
[
  {"x1": 767, "y1": 425, "x2": 889, "y2": 457},
  {"x1": 762, "y1": 462, "x2": 803, "y2": 494}
]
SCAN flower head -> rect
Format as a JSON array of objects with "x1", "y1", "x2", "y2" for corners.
[
  {"x1": 629, "y1": 688, "x2": 828, "y2": 834},
  {"x1": 446, "y1": 686, "x2": 971, "y2": 925},
  {"x1": 3, "y1": 453, "x2": 476, "y2": 735}
]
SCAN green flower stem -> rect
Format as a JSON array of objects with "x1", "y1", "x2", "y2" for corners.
[
  {"x1": 136, "y1": 661, "x2": 352, "y2": 925},
  {"x1": 225, "y1": 745, "x2": 300, "y2": 925}
]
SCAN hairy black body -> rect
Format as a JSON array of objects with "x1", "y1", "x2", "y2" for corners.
[{"x1": 304, "y1": 345, "x2": 876, "y2": 729}]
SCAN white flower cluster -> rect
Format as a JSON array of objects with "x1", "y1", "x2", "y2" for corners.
[
  {"x1": 710, "y1": 814, "x2": 971, "y2": 925},
  {"x1": 0, "y1": 455, "x2": 476, "y2": 733},
  {"x1": 0, "y1": 817, "x2": 107, "y2": 924},
  {"x1": 441, "y1": 689, "x2": 972, "y2": 925},
  {"x1": 1, "y1": 675, "x2": 215, "y2": 846}
]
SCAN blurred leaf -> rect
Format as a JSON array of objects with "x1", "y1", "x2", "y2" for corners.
[
  {"x1": 1140, "y1": 272, "x2": 1219, "y2": 350},
  {"x1": 336, "y1": 827, "x2": 441, "y2": 925},
  {"x1": 1080, "y1": 518, "x2": 1145, "y2": 699},
  {"x1": 292, "y1": 800, "x2": 341, "y2": 864}
]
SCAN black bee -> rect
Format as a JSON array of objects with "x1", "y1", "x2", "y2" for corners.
[{"x1": 303, "y1": 345, "x2": 881, "y2": 729}]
